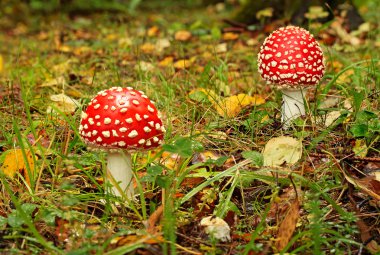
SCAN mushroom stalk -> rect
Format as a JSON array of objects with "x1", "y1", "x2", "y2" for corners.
[
  {"x1": 106, "y1": 151, "x2": 134, "y2": 198},
  {"x1": 281, "y1": 88, "x2": 305, "y2": 129}
]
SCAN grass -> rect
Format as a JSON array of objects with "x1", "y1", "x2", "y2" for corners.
[{"x1": 0, "y1": 0, "x2": 380, "y2": 254}]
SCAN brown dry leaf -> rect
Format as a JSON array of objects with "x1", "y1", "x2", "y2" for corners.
[
  {"x1": 346, "y1": 175, "x2": 380, "y2": 201},
  {"x1": 112, "y1": 234, "x2": 164, "y2": 247},
  {"x1": 214, "y1": 94, "x2": 265, "y2": 117},
  {"x1": 275, "y1": 199, "x2": 300, "y2": 251},
  {"x1": 175, "y1": 30, "x2": 192, "y2": 41},
  {"x1": 146, "y1": 204, "x2": 163, "y2": 234},
  {"x1": 222, "y1": 32, "x2": 239, "y2": 41},
  {"x1": 148, "y1": 26, "x2": 160, "y2": 37},
  {"x1": 0, "y1": 149, "x2": 36, "y2": 186}
]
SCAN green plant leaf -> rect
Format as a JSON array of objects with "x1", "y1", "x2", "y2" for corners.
[
  {"x1": 349, "y1": 124, "x2": 368, "y2": 138},
  {"x1": 163, "y1": 137, "x2": 204, "y2": 158},
  {"x1": 242, "y1": 150, "x2": 264, "y2": 167}
]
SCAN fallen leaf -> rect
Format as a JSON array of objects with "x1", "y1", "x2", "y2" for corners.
[
  {"x1": 263, "y1": 136, "x2": 302, "y2": 167},
  {"x1": 0, "y1": 54, "x2": 3, "y2": 73},
  {"x1": 47, "y1": 93, "x2": 80, "y2": 115},
  {"x1": 175, "y1": 30, "x2": 192, "y2": 41},
  {"x1": 345, "y1": 175, "x2": 380, "y2": 201},
  {"x1": 215, "y1": 43, "x2": 227, "y2": 53},
  {"x1": 213, "y1": 94, "x2": 265, "y2": 117},
  {"x1": 145, "y1": 205, "x2": 163, "y2": 234},
  {"x1": 158, "y1": 56, "x2": 174, "y2": 67},
  {"x1": 353, "y1": 139, "x2": 368, "y2": 158},
  {"x1": 140, "y1": 43, "x2": 156, "y2": 54},
  {"x1": 156, "y1": 38, "x2": 171, "y2": 52},
  {"x1": 148, "y1": 26, "x2": 160, "y2": 37},
  {"x1": 135, "y1": 61, "x2": 155, "y2": 72},
  {"x1": 275, "y1": 199, "x2": 300, "y2": 251},
  {"x1": 200, "y1": 216, "x2": 231, "y2": 242},
  {"x1": 0, "y1": 149, "x2": 36, "y2": 186},
  {"x1": 40, "y1": 76, "x2": 66, "y2": 87},
  {"x1": 173, "y1": 58, "x2": 193, "y2": 70},
  {"x1": 222, "y1": 32, "x2": 239, "y2": 41}
]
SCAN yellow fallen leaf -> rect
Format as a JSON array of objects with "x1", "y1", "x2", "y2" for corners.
[
  {"x1": 213, "y1": 93, "x2": 265, "y2": 117},
  {"x1": 158, "y1": 56, "x2": 174, "y2": 67},
  {"x1": 140, "y1": 43, "x2": 156, "y2": 54},
  {"x1": 188, "y1": 88, "x2": 220, "y2": 104},
  {"x1": 0, "y1": 149, "x2": 36, "y2": 186},
  {"x1": 0, "y1": 54, "x2": 3, "y2": 73},
  {"x1": 175, "y1": 30, "x2": 192, "y2": 41},
  {"x1": 47, "y1": 93, "x2": 80, "y2": 114},
  {"x1": 263, "y1": 136, "x2": 302, "y2": 167},
  {"x1": 173, "y1": 58, "x2": 193, "y2": 69},
  {"x1": 222, "y1": 32, "x2": 239, "y2": 41}
]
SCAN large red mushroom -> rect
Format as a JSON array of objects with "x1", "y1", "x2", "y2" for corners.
[
  {"x1": 79, "y1": 87, "x2": 165, "y2": 199},
  {"x1": 258, "y1": 26, "x2": 325, "y2": 128}
]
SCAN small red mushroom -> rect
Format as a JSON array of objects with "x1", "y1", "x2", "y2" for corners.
[
  {"x1": 258, "y1": 26, "x2": 325, "y2": 128},
  {"x1": 79, "y1": 87, "x2": 165, "y2": 198}
]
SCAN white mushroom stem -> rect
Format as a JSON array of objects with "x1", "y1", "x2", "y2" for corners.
[
  {"x1": 281, "y1": 88, "x2": 306, "y2": 129},
  {"x1": 106, "y1": 151, "x2": 134, "y2": 199}
]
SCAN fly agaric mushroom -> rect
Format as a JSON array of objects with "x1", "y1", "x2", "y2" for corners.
[
  {"x1": 79, "y1": 87, "x2": 165, "y2": 198},
  {"x1": 258, "y1": 26, "x2": 325, "y2": 128}
]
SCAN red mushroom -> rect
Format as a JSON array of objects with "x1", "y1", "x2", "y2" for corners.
[
  {"x1": 258, "y1": 26, "x2": 325, "y2": 128},
  {"x1": 79, "y1": 87, "x2": 165, "y2": 198}
]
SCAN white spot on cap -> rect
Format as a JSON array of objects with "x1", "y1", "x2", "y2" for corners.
[
  {"x1": 130, "y1": 91, "x2": 136, "y2": 96},
  {"x1": 96, "y1": 137, "x2": 102, "y2": 142},
  {"x1": 296, "y1": 54, "x2": 302, "y2": 58},
  {"x1": 135, "y1": 114, "x2": 142, "y2": 121},
  {"x1": 79, "y1": 125, "x2": 83, "y2": 131},
  {"x1": 148, "y1": 121, "x2": 154, "y2": 127},
  {"x1": 143, "y1": 127, "x2": 152, "y2": 133},
  {"x1": 116, "y1": 87, "x2": 123, "y2": 92},
  {"x1": 132, "y1": 100, "x2": 140, "y2": 105},
  {"x1": 275, "y1": 52, "x2": 281, "y2": 57},
  {"x1": 146, "y1": 140, "x2": 152, "y2": 146},
  {"x1": 153, "y1": 137, "x2": 159, "y2": 143},
  {"x1": 88, "y1": 118, "x2": 94, "y2": 125},
  {"x1": 141, "y1": 95, "x2": 148, "y2": 99},
  {"x1": 115, "y1": 120, "x2": 120, "y2": 125},
  {"x1": 118, "y1": 141, "x2": 126, "y2": 147},
  {"x1": 104, "y1": 118, "x2": 112, "y2": 124},
  {"x1": 155, "y1": 123, "x2": 161, "y2": 130},
  {"x1": 128, "y1": 130, "x2": 138, "y2": 138},
  {"x1": 95, "y1": 115, "x2": 100, "y2": 119},
  {"x1": 102, "y1": 131, "x2": 110, "y2": 138},
  {"x1": 81, "y1": 112, "x2": 88, "y2": 119},
  {"x1": 108, "y1": 96, "x2": 114, "y2": 100},
  {"x1": 120, "y1": 108, "x2": 128, "y2": 113},
  {"x1": 111, "y1": 106, "x2": 116, "y2": 111},
  {"x1": 126, "y1": 118, "x2": 133, "y2": 123},
  {"x1": 161, "y1": 126, "x2": 166, "y2": 132},
  {"x1": 96, "y1": 122, "x2": 101, "y2": 126},
  {"x1": 112, "y1": 130, "x2": 118, "y2": 137},
  {"x1": 119, "y1": 127, "x2": 128, "y2": 132},
  {"x1": 84, "y1": 124, "x2": 88, "y2": 129},
  {"x1": 92, "y1": 130, "x2": 98, "y2": 136},
  {"x1": 271, "y1": 61, "x2": 277, "y2": 67},
  {"x1": 104, "y1": 105, "x2": 109, "y2": 110},
  {"x1": 143, "y1": 115, "x2": 149, "y2": 119},
  {"x1": 147, "y1": 105, "x2": 155, "y2": 113},
  {"x1": 138, "y1": 139, "x2": 145, "y2": 145},
  {"x1": 94, "y1": 104, "x2": 100, "y2": 109}
]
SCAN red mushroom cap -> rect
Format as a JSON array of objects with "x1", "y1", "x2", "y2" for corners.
[
  {"x1": 79, "y1": 87, "x2": 165, "y2": 150},
  {"x1": 258, "y1": 26, "x2": 325, "y2": 88}
]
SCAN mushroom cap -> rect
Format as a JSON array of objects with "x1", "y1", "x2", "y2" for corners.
[
  {"x1": 79, "y1": 87, "x2": 165, "y2": 150},
  {"x1": 258, "y1": 26, "x2": 325, "y2": 88}
]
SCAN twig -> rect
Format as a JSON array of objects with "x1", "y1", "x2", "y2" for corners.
[{"x1": 309, "y1": 153, "x2": 380, "y2": 162}]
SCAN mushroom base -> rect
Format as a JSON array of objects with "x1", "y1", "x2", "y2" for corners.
[
  {"x1": 106, "y1": 151, "x2": 134, "y2": 198},
  {"x1": 281, "y1": 88, "x2": 306, "y2": 129}
]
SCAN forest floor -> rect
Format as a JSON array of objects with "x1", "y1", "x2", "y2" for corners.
[{"x1": 0, "y1": 1, "x2": 379, "y2": 254}]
